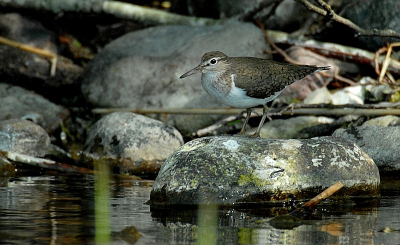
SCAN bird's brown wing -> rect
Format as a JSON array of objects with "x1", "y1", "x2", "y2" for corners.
[{"x1": 231, "y1": 59, "x2": 322, "y2": 99}]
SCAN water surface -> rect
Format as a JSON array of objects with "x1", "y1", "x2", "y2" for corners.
[{"x1": 0, "y1": 174, "x2": 399, "y2": 244}]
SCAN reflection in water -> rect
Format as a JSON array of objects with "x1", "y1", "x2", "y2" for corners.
[{"x1": 0, "y1": 174, "x2": 399, "y2": 244}]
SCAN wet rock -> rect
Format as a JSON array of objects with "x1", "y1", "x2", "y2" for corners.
[
  {"x1": 80, "y1": 20, "x2": 269, "y2": 133},
  {"x1": 150, "y1": 136, "x2": 379, "y2": 206},
  {"x1": 0, "y1": 119, "x2": 51, "y2": 157},
  {"x1": 333, "y1": 125, "x2": 400, "y2": 173},
  {"x1": 0, "y1": 83, "x2": 69, "y2": 133},
  {"x1": 81, "y1": 112, "x2": 183, "y2": 175},
  {"x1": 0, "y1": 157, "x2": 15, "y2": 177}
]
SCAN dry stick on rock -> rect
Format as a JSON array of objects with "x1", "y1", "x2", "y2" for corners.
[
  {"x1": 0, "y1": 36, "x2": 58, "y2": 76},
  {"x1": 0, "y1": 151, "x2": 93, "y2": 174},
  {"x1": 92, "y1": 104, "x2": 400, "y2": 116},
  {"x1": 295, "y1": 0, "x2": 400, "y2": 39}
]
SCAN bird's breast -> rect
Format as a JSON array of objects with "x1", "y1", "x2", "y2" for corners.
[{"x1": 201, "y1": 72, "x2": 271, "y2": 108}]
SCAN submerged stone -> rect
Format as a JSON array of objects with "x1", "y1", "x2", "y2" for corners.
[{"x1": 150, "y1": 136, "x2": 380, "y2": 206}]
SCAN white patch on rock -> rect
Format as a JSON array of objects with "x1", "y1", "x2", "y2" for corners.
[
  {"x1": 264, "y1": 155, "x2": 277, "y2": 164},
  {"x1": 312, "y1": 158, "x2": 322, "y2": 167},
  {"x1": 222, "y1": 139, "x2": 239, "y2": 151},
  {"x1": 330, "y1": 147, "x2": 350, "y2": 168},
  {"x1": 282, "y1": 139, "x2": 302, "y2": 150}
]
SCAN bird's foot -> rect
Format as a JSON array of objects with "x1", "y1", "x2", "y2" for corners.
[
  {"x1": 249, "y1": 133, "x2": 261, "y2": 138},
  {"x1": 233, "y1": 130, "x2": 248, "y2": 137},
  {"x1": 234, "y1": 131, "x2": 261, "y2": 138}
]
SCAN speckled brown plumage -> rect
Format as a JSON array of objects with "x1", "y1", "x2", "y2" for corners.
[{"x1": 225, "y1": 57, "x2": 324, "y2": 99}]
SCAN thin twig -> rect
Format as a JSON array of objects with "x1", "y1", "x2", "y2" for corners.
[
  {"x1": 267, "y1": 30, "x2": 400, "y2": 76},
  {"x1": 378, "y1": 42, "x2": 400, "y2": 83},
  {"x1": 196, "y1": 115, "x2": 238, "y2": 136},
  {"x1": 295, "y1": 0, "x2": 400, "y2": 39},
  {"x1": 257, "y1": 21, "x2": 303, "y2": 65},
  {"x1": 258, "y1": 23, "x2": 357, "y2": 86},
  {"x1": 1, "y1": 151, "x2": 93, "y2": 174},
  {"x1": 268, "y1": 181, "x2": 344, "y2": 228},
  {"x1": 92, "y1": 103, "x2": 400, "y2": 116},
  {"x1": 375, "y1": 46, "x2": 388, "y2": 76},
  {"x1": 0, "y1": 36, "x2": 58, "y2": 76}
]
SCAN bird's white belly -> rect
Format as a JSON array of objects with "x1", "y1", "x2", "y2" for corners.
[
  {"x1": 224, "y1": 86, "x2": 280, "y2": 108},
  {"x1": 201, "y1": 72, "x2": 281, "y2": 108}
]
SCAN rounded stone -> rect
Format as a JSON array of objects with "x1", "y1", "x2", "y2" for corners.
[
  {"x1": 333, "y1": 125, "x2": 400, "y2": 172},
  {"x1": 82, "y1": 112, "x2": 184, "y2": 175},
  {"x1": 150, "y1": 136, "x2": 380, "y2": 206},
  {"x1": 0, "y1": 119, "x2": 51, "y2": 157},
  {"x1": 0, "y1": 84, "x2": 69, "y2": 133}
]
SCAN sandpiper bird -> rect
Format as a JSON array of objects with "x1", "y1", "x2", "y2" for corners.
[{"x1": 180, "y1": 51, "x2": 330, "y2": 137}]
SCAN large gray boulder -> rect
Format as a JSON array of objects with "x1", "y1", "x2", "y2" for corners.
[
  {"x1": 80, "y1": 20, "x2": 270, "y2": 134},
  {"x1": 150, "y1": 136, "x2": 380, "y2": 205},
  {"x1": 81, "y1": 20, "x2": 269, "y2": 108}
]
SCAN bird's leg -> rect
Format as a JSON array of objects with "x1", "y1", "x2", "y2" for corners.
[
  {"x1": 239, "y1": 108, "x2": 252, "y2": 134},
  {"x1": 253, "y1": 104, "x2": 270, "y2": 137}
]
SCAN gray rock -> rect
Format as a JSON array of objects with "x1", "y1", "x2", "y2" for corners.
[
  {"x1": 0, "y1": 13, "x2": 57, "y2": 52},
  {"x1": 363, "y1": 115, "x2": 400, "y2": 126},
  {"x1": 331, "y1": 85, "x2": 365, "y2": 105},
  {"x1": 254, "y1": 116, "x2": 334, "y2": 139},
  {"x1": 303, "y1": 87, "x2": 332, "y2": 105},
  {"x1": 0, "y1": 13, "x2": 83, "y2": 90},
  {"x1": 150, "y1": 136, "x2": 379, "y2": 205},
  {"x1": 333, "y1": 125, "x2": 400, "y2": 172},
  {"x1": 80, "y1": 20, "x2": 269, "y2": 133},
  {"x1": 0, "y1": 119, "x2": 51, "y2": 157},
  {"x1": 82, "y1": 112, "x2": 184, "y2": 175},
  {"x1": 178, "y1": 0, "x2": 310, "y2": 32},
  {"x1": 341, "y1": 0, "x2": 400, "y2": 51},
  {"x1": 0, "y1": 83, "x2": 70, "y2": 133},
  {"x1": 81, "y1": 20, "x2": 268, "y2": 108}
]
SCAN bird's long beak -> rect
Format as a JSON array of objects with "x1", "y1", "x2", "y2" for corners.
[{"x1": 179, "y1": 65, "x2": 202, "y2": 79}]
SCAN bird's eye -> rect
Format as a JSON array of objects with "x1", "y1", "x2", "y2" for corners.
[{"x1": 210, "y1": 59, "x2": 217, "y2": 65}]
